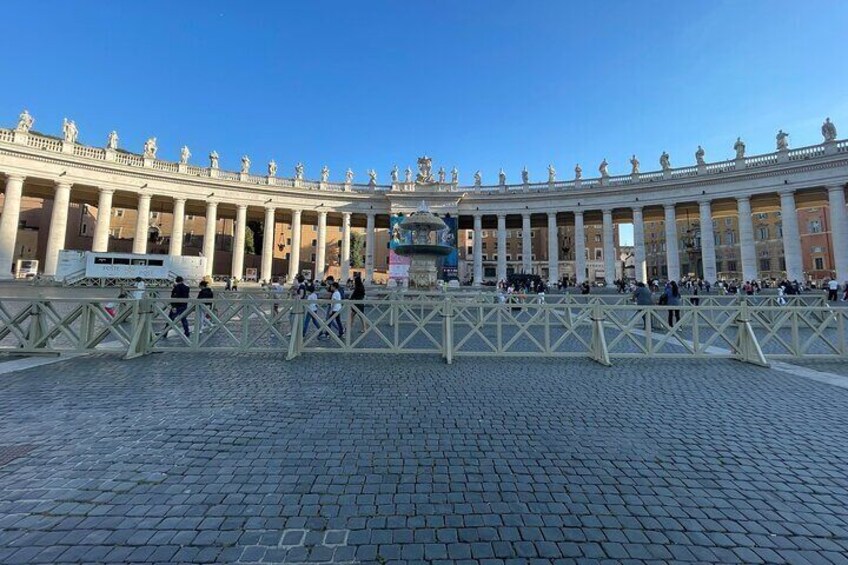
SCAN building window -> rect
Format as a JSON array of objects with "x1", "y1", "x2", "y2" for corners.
[
  {"x1": 285, "y1": 253, "x2": 290, "y2": 261},
  {"x1": 777, "y1": 223, "x2": 783, "y2": 237},
  {"x1": 594, "y1": 234, "x2": 601, "y2": 243},
  {"x1": 759, "y1": 258, "x2": 771, "y2": 271},
  {"x1": 815, "y1": 257, "x2": 824, "y2": 270},
  {"x1": 725, "y1": 218, "x2": 733, "y2": 227},
  {"x1": 725, "y1": 231, "x2": 735, "y2": 245},
  {"x1": 517, "y1": 231, "x2": 522, "y2": 238},
  {"x1": 150, "y1": 211, "x2": 159, "y2": 219},
  {"x1": 727, "y1": 261, "x2": 737, "y2": 271},
  {"x1": 481, "y1": 230, "x2": 488, "y2": 238},
  {"x1": 286, "y1": 238, "x2": 291, "y2": 245},
  {"x1": 482, "y1": 242, "x2": 487, "y2": 250},
  {"x1": 466, "y1": 230, "x2": 473, "y2": 239},
  {"x1": 482, "y1": 254, "x2": 488, "y2": 261},
  {"x1": 310, "y1": 253, "x2": 316, "y2": 262},
  {"x1": 113, "y1": 208, "x2": 124, "y2": 217},
  {"x1": 809, "y1": 220, "x2": 822, "y2": 234},
  {"x1": 714, "y1": 234, "x2": 721, "y2": 246},
  {"x1": 517, "y1": 255, "x2": 522, "y2": 261},
  {"x1": 757, "y1": 213, "x2": 768, "y2": 220},
  {"x1": 81, "y1": 223, "x2": 88, "y2": 235},
  {"x1": 311, "y1": 239, "x2": 317, "y2": 247},
  {"x1": 506, "y1": 255, "x2": 512, "y2": 261},
  {"x1": 466, "y1": 246, "x2": 473, "y2": 255},
  {"x1": 758, "y1": 227, "x2": 769, "y2": 240},
  {"x1": 595, "y1": 249, "x2": 603, "y2": 260}
]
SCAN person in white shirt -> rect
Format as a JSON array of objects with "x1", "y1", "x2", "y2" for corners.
[
  {"x1": 302, "y1": 285, "x2": 320, "y2": 337},
  {"x1": 828, "y1": 279, "x2": 839, "y2": 301},
  {"x1": 131, "y1": 277, "x2": 145, "y2": 300},
  {"x1": 319, "y1": 282, "x2": 345, "y2": 339}
]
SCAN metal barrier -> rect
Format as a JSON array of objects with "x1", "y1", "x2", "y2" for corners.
[{"x1": 0, "y1": 295, "x2": 844, "y2": 366}]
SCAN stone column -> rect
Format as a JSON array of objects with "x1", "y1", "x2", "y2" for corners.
[
  {"x1": 365, "y1": 212, "x2": 375, "y2": 283},
  {"x1": 288, "y1": 209, "x2": 302, "y2": 281},
  {"x1": 736, "y1": 196, "x2": 757, "y2": 282},
  {"x1": 574, "y1": 211, "x2": 587, "y2": 284},
  {"x1": 202, "y1": 201, "x2": 217, "y2": 277},
  {"x1": 828, "y1": 185, "x2": 848, "y2": 282},
  {"x1": 632, "y1": 206, "x2": 647, "y2": 283},
  {"x1": 602, "y1": 209, "x2": 615, "y2": 285},
  {"x1": 315, "y1": 210, "x2": 327, "y2": 281},
  {"x1": 547, "y1": 212, "x2": 559, "y2": 284},
  {"x1": 698, "y1": 200, "x2": 717, "y2": 282},
  {"x1": 0, "y1": 175, "x2": 25, "y2": 278},
  {"x1": 472, "y1": 213, "x2": 483, "y2": 285},
  {"x1": 779, "y1": 191, "x2": 803, "y2": 282},
  {"x1": 132, "y1": 193, "x2": 151, "y2": 254},
  {"x1": 663, "y1": 204, "x2": 680, "y2": 281},
  {"x1": 231, "y1": 204, "x2": 247, "y2": 279},
  {"x1": 521, "y1": 213, "x2": 532, "y2": 273},
  {"x1": 261, "y1": 206, "x2": 276, "y2": 283},
  {"x1": 168, "y1": 197, "x2": 186, "y2": 256},
  {"x1": 89, "y1": 188, "x2": 114, "y2": 253},
  {"x1": 496, "y1": 214, "x2": 507, "y2": 282},
  {"x1": 43, "y1": 181, "x2": 72, "y2": 277},
  {"x1": 340, "y1": 212, "x2": 351, "y2": 283}
]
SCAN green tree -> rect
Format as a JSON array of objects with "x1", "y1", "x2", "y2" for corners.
[
  {"x1": 350, "y1": 232, "x2": 366, "y2": 268},
  {"x1": 244, "y1": 224, "x2": 257, "y2": 255}
]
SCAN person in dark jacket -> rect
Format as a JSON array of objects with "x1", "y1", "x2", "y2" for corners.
[
  {"x1": 197, "y1": 280, "x2": 213, "y2": 333},
  {"x1": 165, "y1": 276, "x2": 191, "y2": 338},
  {"x1": 632, "y1": 282, "x2": 653, "y2": 329},
  {"x1": 664, "y1": 281, "x2": 681, "y2": 328},
  {"x1": 350, "y1": 273, "x2": 367, "y2": 332}
]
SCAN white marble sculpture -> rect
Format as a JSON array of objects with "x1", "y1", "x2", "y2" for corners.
[
  {"x1": 574, "y1": 164, "x2": 582, "y2": 179},
  {"x1": 16, "y1": 109, "x2": 33, "y2": 133},
  {"x1": 295, "y1": 162, "x2": 304, "y2": 180},
  {"x1": 630, "y1": 155, "x2": 640, "y2": 174},
  {"x1": 209, "y1": 151, "x2": 219, "y2": 169},
  {"x1": 322, "y1": 166, "x2": 330, "y2": 183},
  {"x1": 143, "y1": 137, "x2": 158, "y2": 159},
  {"x1": 391, "y1": 165, "x2": 399, "y2": 183},
  {"x1": 451, "y1": 167, "x2": 458, "y2": 184},
  {"x1": 599, "y1": 159, "x2": 609, "y2": 178},
  {"x1": 438, "y1": 167, "x2": 446, "y2": 183},
  {"x1": 368, "y1": 169, "x2": 377, "y2": 185},
  {"x1": 345, "y1": 168, "x2": 353, "y2": 183},
  {"x1": 416, "y1": 155, "x2": 434, "y2": 183},
  {"x1": 405, "y1": 166, "x2": 413, "y2": 183},
  {"x1": 660, "y1": 152, "x2": 670, "y2": 171},
  {"x1": 474, "y1": 170, "x2": 482, "y2": 186},
  {"x1": 62, "y1": 118, "x2": 78, "y2": 144},
  {"x1": 776, "y1": 130, "x2": 789, "y2": 151},
  {"x1": 241, "y1": 155, "x2": 251, "y2": 174},
  {"x1": 734, "y1": 137, "x2": 746, "y2": 159},
  {"x1": 695, "y1": 145, "x2": 705, "y2": 166},
  {"x1": 548, "y1": 164, "x2": 556, "y2": 183},
  {"x1": 268, "y1": 160, "x2": 277, "y2": 176},
  {"x1": 521, "y1": 167, "x2": 529, "y2": 184},
  {"x1": 106, "y1": 130, "x2": 118, "y2": 150},
  {"x1": 180, "y1": 145, "x2": 191, "y2": 165},
  {"x1": 499, "y1": 168, "x2": 506, "y2": 185},
  {"x1": 822, "y1": 118, "x2": 837, "y2": 142}
]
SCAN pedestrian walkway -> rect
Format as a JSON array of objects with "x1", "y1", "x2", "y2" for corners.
[{"x1": 1, "y1": 354, "x2": 847, "y2": 563}]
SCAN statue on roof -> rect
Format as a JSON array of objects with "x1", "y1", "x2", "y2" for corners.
[
  {"x1": 734, "y1": 137, "x2": 746, "y2": 159},
  {"x1": 268, "y1": 159, "x2": 277, "y2": 176},
  {"x1": 180, "y1": 145, "x2": 191, "y2": 165},
  {"x1": 322, "y1": 165, "x2": 330, "y2": 182},
  {"x1": 106, "y1": 130, "x2": 118, "y2": 150},
  {"x1": 209, "y1": 150, "x2": 219, "y2": 169},
  {"x1": 143, "y1": 137, "x2": 157, "y2": 159},
  {"x1": 822, "y1": 118, "x2": 837, "y2": 142},
  {"x1": 416, "y1": 155, "x2": 434, "y2": 183},
  {"x1": 776, "y1": 130, "x2": 789, "y2": 151},
  {"x1": 241, "y1": 155, "x2": 251, "y2": 174},
  {"x1": 16, "y1": 109, "x2": 33, "y2": 133},
  {"x1": 659, "y1": 151, "x2": 670, "y2": 171},
  {"x1": 62, "y1": 118, "x2": 78, "y2": 144},
  {"x1": 695, "y1": 145, "x2": 705, "y2": 166},
  {"x1": 629, "y1": 155, "x2": 639, "y2": 174}
]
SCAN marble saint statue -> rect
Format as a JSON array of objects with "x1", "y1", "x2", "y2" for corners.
[
  {"x1": 734, "y1": 137, "x2": 746, "y2": 159},
  {"x1": 16, "y1": 109, "x2": 33, "y2": 132},
  {"x1": 62, "y1": 118, "x2": 78, "y2": 144},
  {"x1": 438, "y1": 167, "x2": 446, "y2": 183},
  {"x1": 548, "y1": 164, "x2": 556, "y2": 183},
  {"x1": 368, "y1": 169, "x2": 377, "y2": 185},
  {"x1": 630, "y1": 155, "x2": 639, "y2": 174},
  {"x1": 660, "y1": 152, "x2": 670, "y2": 171},
  {"x1": 599, "y1": 159, "x2": 609, "y2": 177},
  {"x1": 822, "y1": 118, "x2": 837, "y2": 142},
  {"x1": 209, "y1": 151, "x2": 219, "y2": 169},
  {"x1": 106, "y1": 130, "x2": 118, "y2": 150},
  {"x1": 574, "y1": 164, "x2": 582, "y2": 179},
  {"x1": 143, "y1": 137, "x2": 158, "y2": 159},
  {"x1": 180, "y1": 145, "x2": 191, "y2": 165},
  {"x1": 322, "y1": 166, "x2": 330, "y2": 182},
  {"x1": 695, "y1": 145, "x2": 705, "y2": 166},
  {"x1": 405, "y1": 167, "x2": 413, "y2": 183},
  {"x1": 474, "y1": 170, "x2": 482, "y2": 186},
  {"x1": 241, "y1": 155, "x2": 251, "y2": 174},
  {"x1": 390, "y1": 165, "x2": 399, "y2": 183},
  {"x1": 521, "y1": 167, "x2": 529, "y2": 184},
  {"x1": 776, "y1": 130, "x2": 789, "y2": 151},
  {"x1": 295, "y1": 162, "x2": 304, "y2": 180},
  {"x1": 268, "y1": 160, "x2": 277, "y2": 176},
  {"x1": 451, "y1": 167, "x2": 458, "y2": 184},
  {"x1": 345, "y1": 168, "x2": 354, "y2": 183},
  {"x1": 499, "y1": 168, "x2": 506, "y2": 185}
]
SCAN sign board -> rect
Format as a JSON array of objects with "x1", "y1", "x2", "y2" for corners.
[
  {"x1": 244, "y1": 268, "x2": 258, "y2": 281},
  {"x1": 55, "y1": 251, "x2": 206, "y2": 283}
]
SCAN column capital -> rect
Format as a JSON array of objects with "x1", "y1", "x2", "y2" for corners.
[
  {"x1": 173, "y1": 196, "x2": 187, "y2": 204},
  {"x1": 264, "y1": 204, "x2": 276, "y2": 213},
  {"x1": 663, "y1": 202, "x2": 676, "y2": 211},
  {"x1": 631, "y1": 204, "x2": 643, "y2": 212},
  {"x1": 53, "y1": 179, "x2": 72, "y2": 190},
  {"x1": 317, "y1": 210, "x2": 328, "y2": 218},
  {"x1": 827, "y1": 183, "x2": 846, "y2": 193},
  {"x1": 341, "y1": 211, "x2": 352, "y2": 218},
  {"x1": 736, "y1": 195, "x2": 751, "y2": 203},
  {"x1": 5, "y1": 173, "x2": 25, "y2": 183},
  {"x1": 697, "y1": 197, "x2": 712, "y2": 206},
  {"x1": 236, "y1": 203, "x2": 248, "y2": 210},
  {"x1": 496, "y1": 212, "x2": 507, "y2": 220},
  {"x1": 521, "y1": 211, "x2": 531, "y2": 219},
  {"x1": 291, "y1": 208, "x2": 302, "y2": 217},
  {"x1": 573, "y1": 210, "x2": 584, "y2": 218},
  {"x1": 206, "y1": 199, "x2": 218, "y2": 209},
  {"x1": 547, "y1": 211, "x2": 558, "y2": 219},
  {"x1": 602, "y1": 208, "x2": 613, "y2": 216},
  {"x1": 99, "y1": 187, "x2": 116, "y2": 196}
]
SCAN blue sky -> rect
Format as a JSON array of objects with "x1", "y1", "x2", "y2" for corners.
[{"x1": 2, "y1": 1, "x2": 846, "y2": 244}]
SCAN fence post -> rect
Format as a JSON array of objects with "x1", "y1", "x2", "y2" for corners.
[
  {"x1": 735, "y1": 300, "x2": 769, "y2": 366},
  {"x1": 286, "y1": 299, "x2": 304, "y2": 360},
  {"x1": 443, "y1": 297, "x2": 454, "y2": 364},
  {"x1": 589, "y1": 301, "x2": 611, "y2": 366},
  {"x1": 125, "y1": 298, "x2": 153, "y2": 359},
  {"x1": 24, "y1": 301, "x2": 48, "y2": 351},
  {"x1": 78, "y1": 302, "x2": 97, "y2": 350}
]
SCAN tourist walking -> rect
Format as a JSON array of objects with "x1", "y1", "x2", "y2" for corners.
[
  {"x1": 350, "y1": 273, "x2": 367, "y2": 332},
  {"x1": 198, "y1": 280, "x2": 214, "y2": 333},
  {"x1": 632, "y1": 282, "x2": 654, "y2": 330},
  {"x1": 302, "y1": 284, "x2": 321, "y2": 337},
  {"x1": 664, "y1": 281, "x2": 681, "y2": 328},
  {"x1": 319, "y1": 282, "x2": 344, "y2": 339},
  {"x1": 165, "y1": 276, "x2": 191, "y2": 338},
  {"x1": 132, "y1": 277, "x2": 146, "y2": 300},
  {"x1": 827, "y1": 278, "x2": 839, "y2": 301}
]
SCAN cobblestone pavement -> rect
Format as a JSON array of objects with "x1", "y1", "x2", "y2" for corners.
[{"x1": 1, "y1": 354, "x2": 848, "y2": 564}]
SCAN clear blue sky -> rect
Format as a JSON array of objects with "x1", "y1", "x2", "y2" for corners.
[{"x1": 2, "y1": 1, "x2": 846, "y2": 244}]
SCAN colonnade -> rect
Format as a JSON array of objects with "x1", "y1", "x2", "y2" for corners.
[{"x1": 0, "y1": 173, "x2": 847, "y2": 285}]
